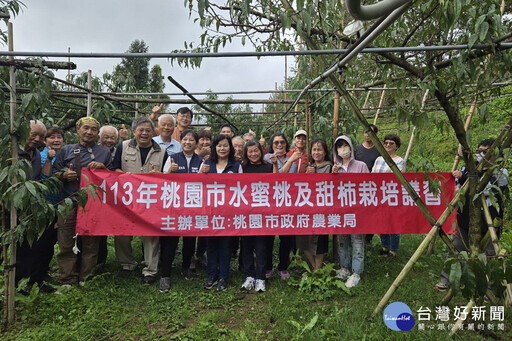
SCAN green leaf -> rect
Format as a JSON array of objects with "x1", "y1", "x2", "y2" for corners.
[
  {"x1": 449, "y1": 261, "x2": 461, "y2": 294},
  {"x1": 25, "y1": 181, "x2": 37, "y2": 197},
  {"x1": 479, "y1": 22, "x2": 489, "y2": 42},
  {"x1": 304, "y1": 313, "x2": 318, "y2": 331}
]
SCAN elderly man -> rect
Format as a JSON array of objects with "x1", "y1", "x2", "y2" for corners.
[
  {"x1": 14, "y1": 120, "x2": 47, "y2": 289},
  {"x1": 99, "y1": 125, "x2": 119, "y2": 159},
  {"x1": 232, "y1": 136, "x2": 245, "y2": 163},
  {"x1": 112, "y1": 117, "x2": 168, "y2": 286},
  {"x1": 52, "y1": 117, "x2": 113, "y2": 285},
  {"x1": 97, "y1": 125, "x2": 120, "y2": 263},
  {"x1": 152, "y1": 114, "x2": 182, "y2": 157}
]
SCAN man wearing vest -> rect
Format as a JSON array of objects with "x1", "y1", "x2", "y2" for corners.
[{"x1": 112, "y1": 117, "x2": 169, "y2": 285}]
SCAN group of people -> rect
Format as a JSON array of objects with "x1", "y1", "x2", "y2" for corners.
[{"x1": 11, "y1": 104, "x2": 506, "y2": 295}]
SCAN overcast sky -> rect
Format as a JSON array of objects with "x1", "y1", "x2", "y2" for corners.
[{"x1": 11, "y1": 0, "x2": 291, "y2": 111}]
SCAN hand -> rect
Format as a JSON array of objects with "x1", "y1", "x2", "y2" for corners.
[
  {"x1": 332, "y1": 163, "x2": 340, "y2": 173},
  {"x1": 47, "y1": 146, "x2": 56, "y2": 159},
  {"x1": 152, "y1": 103, "x2": 163, "y2": 115},
  {"x1": 119, "y1": 124, "x2": 129, "y2": 140},
  {"x1": 167, "y1": 158, "x2": 178, "y2": 173},
  {"x1": 149, "y1": 103, "x2": 164, "y2": 122},
  {"x1": 199, "y1": 160, "x2": 210, "y2": 173},
  {"x1": 306, "y1": 165, "x2": 315, "y2": 173},
  {"x1": 198, "y1": 146, "x2": 210, "y2": 157},
  {"x1": 452, "y1": 170, "x2": 462, "y2": 179},
  {"x1": 259, "y1": 134, "x2": 265, "y2": 146},
  {"x1": 149, "y1": 164, "x2": 161, "y2": 174},
  {"x1": 289, "y1": 150, "x2": 301, "y2": 163},
  {"x1": 87, "y1": 161, "x2": 106, "y2": 170},
  {"x1": 63, "y1": 163, "x2": 77, "y2": 181},
  {"x1": 269, "y1": 153, "x2": 277, "y2": 165}
]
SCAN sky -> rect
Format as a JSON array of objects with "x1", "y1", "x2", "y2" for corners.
[{"x1": 11, "y1": 0, "x2": 291, "y2": 112}]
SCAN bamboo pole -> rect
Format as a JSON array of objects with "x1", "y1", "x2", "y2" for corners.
[
  {"x1": 426, "y1": 96, "x2": 476, "y2": 256},
  {"x1": 403, "y1": 90, "x2": 429, "y2": 163},
  {"x1": 86, "y1": 69, "x2": 92, "y2": 117},
  {"x1": 451, "y1": 98, "x2": 477, "y2": 172},
  {"x1": 372, "y1": 71, "x2": 390, "y2": 125},
  {"x1": 449, "y1": 299, "x2": 475, "y2": 337},
  {"x1": 481, "y1": 195, "x2": 512, "y2": 306},
  {"x1": 134, "y1": 102, "x2": 139, "y2": 119},
  {"x1": 371, "y1": 180, "x2": 468, "y2": 318},
  {"x1": 4, "y1": 21, "x2": 17, "y2": 329}
]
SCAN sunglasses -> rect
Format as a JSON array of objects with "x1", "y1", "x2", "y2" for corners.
[
  {"x1": 273, "y1": 140, "x2": 286, "y2": 145},
  {"x1": 384, "y1": 141, "x2": 396, "y2": 146}
]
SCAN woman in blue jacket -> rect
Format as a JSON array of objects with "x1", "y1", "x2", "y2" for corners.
[
  {"x1": 159, "y1": 130, "x2": 209, "y2": 293},
  {"x1": 203, "y1": 134, "x2": 242, "y2": 291}
]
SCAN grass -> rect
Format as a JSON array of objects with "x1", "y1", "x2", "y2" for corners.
[{"x1": 1, "y1": 233, "x2": 511, "y2": 340}]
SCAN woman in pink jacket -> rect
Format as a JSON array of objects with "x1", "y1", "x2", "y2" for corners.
[{"x1": 332, "y1": 135, "x2": 369, "y2": 288}]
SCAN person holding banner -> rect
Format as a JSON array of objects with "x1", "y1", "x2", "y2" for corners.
[
  {"x1": 52, "y1": 117, "x2": 112, "y2": 286},
  {"x1": 112, "y1": 117, "x2": 168, "y2": 286},
  {"x1": 372, "y1": 134, "x2": 406, "y2": 258},
  {"x1": 160, "y1": 130, "x2": 210, "y2": 292},
  {"x1": 204, "y1": 134, "x2": 242, "y2": 291},
  {"x1": 263, "y1": 133, "x2": 297, "y2": 280},
  {"x1": 298, "y1": 139, "x2": 333, "y2": 270},
  {"x1": 240, "y1": 140, "x2": 274, "y2": 292},
  {"x1": 332, "y1": 135, "x2": 370, "y2": 288}
]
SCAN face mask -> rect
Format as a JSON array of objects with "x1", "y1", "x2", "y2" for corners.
[{"x1": 337, "y1": 146, "x2": 351, "y2": 159}]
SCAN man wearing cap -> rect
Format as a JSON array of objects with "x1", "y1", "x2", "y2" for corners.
[
  {"x1": 286, "y1": 129, "x2": 309, "y2": 173},
  {"x1": 52, "y1": 117, "x2": 113, "y2": 285}
]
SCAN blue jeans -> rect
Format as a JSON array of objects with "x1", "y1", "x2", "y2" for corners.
[
  {"x1": 380, "y1": 234, "x2": 400, "y2": 252},
  {"x1": 206, "y1": 237, "x2": 231, "y2": 280},
  {"x1": 338, "y1": 234, "x2": 364, "y2": 275}
]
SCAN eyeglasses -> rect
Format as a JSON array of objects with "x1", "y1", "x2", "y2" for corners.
[
  {"x1": 384, "y1": 141, "x2": 396, "y2": 146},
  {"x1": 477, "y1": 149, "x2": 488, "y2": 154},
  {"x1": 273, "y1": 140, "x2": 286, "y2": 145}
]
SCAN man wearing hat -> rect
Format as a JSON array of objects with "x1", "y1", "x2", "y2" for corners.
[
  {"x1": 52, "y1": 117, "x2": 113, "y2": 285},
  {"x1": 286, "y1": 129, "x2": 309, "y2": 173}
]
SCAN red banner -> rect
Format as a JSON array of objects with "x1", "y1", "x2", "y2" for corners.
[{"x1": 76, "y1": 170, "x2": 456, "y2": 236}]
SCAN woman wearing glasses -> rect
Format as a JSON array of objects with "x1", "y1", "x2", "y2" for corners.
[
  {"x1": 263, "y1": 133, "x2": 297, "y2": 280},
  {"x1": 371, "y1": 133, "x2": 406, "y2": 257}
]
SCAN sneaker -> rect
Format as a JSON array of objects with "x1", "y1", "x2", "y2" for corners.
[
  {"x1": 241, "y1": 277, "x2": 255, "y2": 290},
  {"x1": 345, "y1": 273, "x2": 360, "y2": 288},
  {"x1": 159, "y1": 277, "x2": 171, "y2": 293},
  {"x1": 265, "y1": 270, "x2": 273, "y2": 279},
  {"x1": 434, "y1": 282, "x2": 449, "y2": 291},
  {"x1": 278, "y1": 270, "x2": 290, "y2": 280},
  {"x1": 143, "y1": 275, "x2": 157, "y2": 286},
  {"x1": 217, "y1": 278, "x2": 228, "y2": 291},
  {"x1": 204, "y1": 277, "x2": 218, "y2": 290},
  {"x1": 255, "y1": 279, "x2": 266, "y2": 292},
  {"x1": 337, "y1": 267, "x2": 351, "y2": 281},
  {"x1": 182, "y1": 269, "x2": 193, "y2": 280}
]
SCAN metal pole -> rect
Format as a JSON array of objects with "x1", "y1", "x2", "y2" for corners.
[
  {"x1": 2, "y1": 43, "x2": 511, "y2": 59},
  {"x1": 5, "y1": 21, "x2": 17, "y2": 328},
  {"x1": 87, "y1": 70, "x2": 92, "y2": 117}
]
